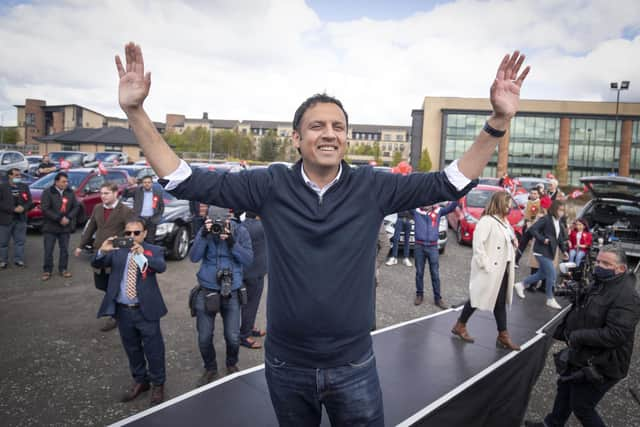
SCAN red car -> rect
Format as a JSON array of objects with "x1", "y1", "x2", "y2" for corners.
[
  {"x1": 28, "y1": 168, "x2": 135, "y2": 230},
  {"x1": 447, "y1": 185, "x2": 524, "y2": 245}
]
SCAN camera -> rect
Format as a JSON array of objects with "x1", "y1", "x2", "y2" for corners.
[
  {"x1": 216, "y1": 268, "x2": 233, "y2": 297},
  {"x1": 112, "y1": 237, "x2": 134, "y2": 249},
  {"x1": 554, "y1": 257, "x2": 595, "y2": 304},
  {"x1": 205, "y1": 216, "x2": 226, "y2": 236}
]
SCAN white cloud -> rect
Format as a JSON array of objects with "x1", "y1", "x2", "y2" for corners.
[{"x1": 0, "y1": 0, "x2": 638, "y2": 127}]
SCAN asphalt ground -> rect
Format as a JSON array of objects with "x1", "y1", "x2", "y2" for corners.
[{"x1": 0, "y1": 230, "x2": 639, "y2": 426}]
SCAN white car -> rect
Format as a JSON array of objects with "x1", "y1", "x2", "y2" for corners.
[
  {"x1": 384, "y1": 208, "x2": 449, "y2": 254},
  {"x1": 0, "y1": 150, "x2": 29, "y2": 174}
]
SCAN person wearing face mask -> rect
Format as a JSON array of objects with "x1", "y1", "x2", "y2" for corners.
[
  {"x1": 92, "y1": 219, "x2": 168, "y2": 407},
  {"x1": 412, "y1": 201, "x2": 457, "y2": 308},
  {"x1": 0, "y1": 168, "x2": 33, "y2": 269},
  {"x1": 514, "y1": 200, "x2": 569, "y2": 309},
  {"x1": 525, "y1": 245, "x2": 640, "y2": 427},
  {"x1": 75, "y1": 182, "x2": 133, "y2": 331}
]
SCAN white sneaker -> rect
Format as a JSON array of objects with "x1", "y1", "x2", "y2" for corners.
[
  {"x1": 514, "y1": 282, "x2": 526, "y2": 299},
  {"x1": 385, "y1": 257, "x2": 398, "y2": 266},
  {"x1": 546, "y1": 298, "x2": 562, "y2": 310},
  {"x1": 403, "y1": 258, "x2": 413, "y2": 267}
]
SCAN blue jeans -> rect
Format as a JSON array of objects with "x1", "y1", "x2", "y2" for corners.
[
  {"x1": 523, "y1": 255, "x2": 556, "y2": 298},
  {"x1": 569, "y1": 249, "x2": 586, "y2": 267},
  {"x1": 391, "y1": 217, "x2": 411, "y2": 258},
  {"x1": 414, "y1": 244, "x2": 441, "y2": 301},
  {"x1": 116, "y1": 305, "x2": 166, "y2": 385},
  {"x1": 0, "y1": 221, "x2": 27, "y2": 264},
  {"x1": 195, "y1": 289, "x2": 241, "y2": 371},
  {"x1": 264, "y1": 348, "x2": 384, "y2": 427}
]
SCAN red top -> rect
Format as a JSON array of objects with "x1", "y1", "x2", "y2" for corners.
[
  {"x1": 569, "y1": 229, "x2": 592, "y2": 253},
  {"x1": 103, "y1": 207, "x2": 113, "y2": 223}
]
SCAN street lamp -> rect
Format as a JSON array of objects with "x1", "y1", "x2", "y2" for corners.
[
  {"x1": 610, "y1": 80, "x2": 630, "y2": 174},
  {"x1": 586, "y1": 128, "x2": 592, "y2": 175}
]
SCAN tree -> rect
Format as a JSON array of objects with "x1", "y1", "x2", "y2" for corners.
[
  {"x1": 259, "y1": 130, "x2": 281, "y2": 162},
  {"x1": 0, "y1": 127, "x2": 18, "y2": 144},
  {"x1": 373, "y1": 141, "x2": 381, "y2": 164},
  {"x1": 391, "y1": 151, "x2": 403, "y2": 166},
  {"x1": 417, "y1": 149, "x2": 432, "y2": 172}
]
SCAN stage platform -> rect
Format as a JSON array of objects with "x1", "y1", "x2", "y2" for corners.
[{"x1": 111, "y1": 292, "x2": 569, "y2": 427}]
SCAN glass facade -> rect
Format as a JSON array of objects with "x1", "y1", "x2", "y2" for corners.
[{"x1": 442, "y1": 112, "x2": 639, "y2": 186}]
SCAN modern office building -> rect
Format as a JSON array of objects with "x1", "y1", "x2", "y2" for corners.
[{"x1": 411, "y1": 97, "x2": 640, "y2": 186}]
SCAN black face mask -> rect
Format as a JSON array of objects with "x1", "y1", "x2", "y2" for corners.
[{"x1": 594, "y1": 266, "x2": 617, "y2": 280}]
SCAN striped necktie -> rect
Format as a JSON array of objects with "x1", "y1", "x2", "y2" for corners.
[{"x1": 126, "y1": 255, "x2": 138, "y2": 300}]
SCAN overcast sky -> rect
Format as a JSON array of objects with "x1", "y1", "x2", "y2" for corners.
[{"x1": 1, "y1": 0, "x2": 638, "y2": 127}]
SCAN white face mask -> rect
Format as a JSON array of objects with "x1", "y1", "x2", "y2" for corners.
[{"x1": 132, "y1": 252, "x2": 148, "y2": 272}]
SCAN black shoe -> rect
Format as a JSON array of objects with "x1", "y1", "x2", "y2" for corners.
[
  {"x1": 197, "y1": 370, "x2": 219, "y2": 387},
  {"x1": 15, "y1": 261, "x2": 25, "y2": 268}
]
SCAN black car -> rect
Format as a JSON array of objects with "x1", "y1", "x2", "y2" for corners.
[
  {"x1": 111, "y1": 165, "x2": 157, "y2": 183},
  {"x1": 578, "y1": 176, "x2": 640, "y2": 258},
  {"x1": 122, "y1": 189, "x2": 196, "y2": 260}
]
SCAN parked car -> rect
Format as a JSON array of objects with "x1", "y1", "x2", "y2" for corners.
[
  {"x1": 0, "y1": 150, "x2": 29, "y2": 174},
  {"x1": 47, "y1": 151, "x2": 97, "y2": 169},
  {"x1": 27, "y1": 168, "x2": 135, "y2": 230},
  {"x1": 133, "y1": 159, "x2": 149, "y2": 166},
  {"x1": 578, "y1": 176, "x2": 640, "y2": 258},
  {"x1": 111, "y1": 165, "x2": 157, "y2": 183},
  {"x1": 121, "y1": 189, "x2": 196, "y2": 260},
  {"x1": 384, "y1": 205, "x2": 449, "y2": 254},
  {"x1": 95, "y1": 151, "x2": 129, "y2": 166},
  {"x1": 25, "y1": 155, "x2": 42, "y2": 175},
  {"x1": 446, "y1": 184, "x2": 524, "y2": 245}
]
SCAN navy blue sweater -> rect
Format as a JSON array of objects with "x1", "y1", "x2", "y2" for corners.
[{"x1": 166, "y1": 160, "x2": 475, "y2": 367}]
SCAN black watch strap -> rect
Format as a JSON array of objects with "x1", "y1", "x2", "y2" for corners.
[{"x1": 483, "y1": 121, "x2": 507, "y2": 138}]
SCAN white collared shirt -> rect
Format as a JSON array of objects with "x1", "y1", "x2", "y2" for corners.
[{"x1": 300, "y1": 164, "x2": 343, "y2": 198}]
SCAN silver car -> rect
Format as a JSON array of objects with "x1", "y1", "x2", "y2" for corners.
[
  {"x1": 0, "y1": 150, "x2": 29, "y2": 174},
  {"x1": 578, "y1": 176, "x2": 640, "y2": 258}
]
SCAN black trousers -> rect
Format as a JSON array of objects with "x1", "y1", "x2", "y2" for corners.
[
  {"x1": 240, "y1": 275, "x2": 265, "y2": 340},
  {"x1": 43, "y1": 232, "x2": 70, "y2": 273},
  {"x1": 459, "y1": 267, "x2": 508, "y2": 332},
  {"x1": 141, "y1": 218, "x2": 157, "y2": 244},
  {"x1": 545, "y1": 376, "x2": 618, "y2": 427}
]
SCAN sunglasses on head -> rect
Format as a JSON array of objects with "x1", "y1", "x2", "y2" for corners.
[{"x1": 124, "y1": 230, "x2": 143, "y2": 236}]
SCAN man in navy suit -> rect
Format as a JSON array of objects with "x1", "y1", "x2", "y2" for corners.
[{"x1": 92, "y1": 219, "x2": 168, "y2": 407}]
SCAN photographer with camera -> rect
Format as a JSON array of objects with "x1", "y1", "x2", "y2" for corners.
[
  {"x1": 526, "y1": 244, "x2": 640, "y2": 427},
  {"x1": 189, "y1": 208, "x2": 253, "y2": 386},
  {"x1": 92, "y1": 219, "x2": 168, "y2": 407}
]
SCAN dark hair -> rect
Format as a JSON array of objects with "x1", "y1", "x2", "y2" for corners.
[
  {"x1": 8, "y1": 168, "x2": 20, "y2": 177},
  {"x1": 54, "y1": 172, "x2": 68, "y2": 182},
  {"x1": 100, "y1": 182, "x2": 119, "y2": 192},
  {"x1": 127, "y1": 217, "x2": 147, "y2": 230},
  {"x1": 548, "y1": 200, "x2": 565, "y2": 218},
  {"x1": 246, "y1": 211, "x2": 258, "y2": 219},
  {"x1": 600, "y1": 244, "x2": 627, "y2": 267},
  {"x1": 292, "y1": 93, "x2": 349, "y2": 133},
  {"x1": 141, "y1": 175, "x2": 154, "y2": 182}
]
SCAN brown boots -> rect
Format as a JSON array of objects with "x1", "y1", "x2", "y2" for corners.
[
  {"x1": 496, "y1": 331, "x2": 521, "y2": 351},
  {"x1": 451, "y1": 321, "x2": 475, "y2": 343}
]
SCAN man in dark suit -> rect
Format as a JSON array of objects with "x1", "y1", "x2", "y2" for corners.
[
  {"x1": 41, "y1": 172, "x2": 79, "y2": 280},
  {"x1": 0, "y1": 168, "x2": 34, "y2": 268},
  {"x1": 92, "y1": 219, "x2": 167, "y2": 406},
  {"x1": 75, "y1": 181, "x2": 133, "y2": 331},
  {"x1": 131, "y1": 175, "x2": 164, "y2": 243}
]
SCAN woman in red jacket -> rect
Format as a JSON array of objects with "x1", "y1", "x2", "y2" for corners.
[{"x1": 568, "y1": 219, "x2": 592, "y2": 267}]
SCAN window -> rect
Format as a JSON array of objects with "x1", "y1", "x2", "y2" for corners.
[
  {"x1": 103, "y1": 145, "x2": 122, "y2": 152},
  {"x1": 61, "y1": 143, "x2": 80, "y2": 151},
  {"x1": 106, "y1": 171, "x2": 127, "y2": 186},
  {"x1": 384, "y1": 134, "x2": 391, "y2": 141},
  {"x1": 396, "y1": 134, "x2": 404, "y2": 142},
  {"x1": 85, "y1": 175, "x2": 104, "y2": 193}
]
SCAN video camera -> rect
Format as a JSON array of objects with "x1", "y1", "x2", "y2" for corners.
[{"x1": 554, "y1": 257, "x2": 595, "y2": 304}]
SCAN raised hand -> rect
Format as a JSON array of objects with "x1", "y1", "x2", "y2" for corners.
[
  {"x1": 490, "y1": 51, "x2": 530, "y2": 121},
  {"x1": 115, "y1": 42, "x2": 151, "y2": 113}
]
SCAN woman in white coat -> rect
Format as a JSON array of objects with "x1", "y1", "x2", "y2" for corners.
[{"x1": 451, "y1": 191, "x2": 521, "y2": 351}]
